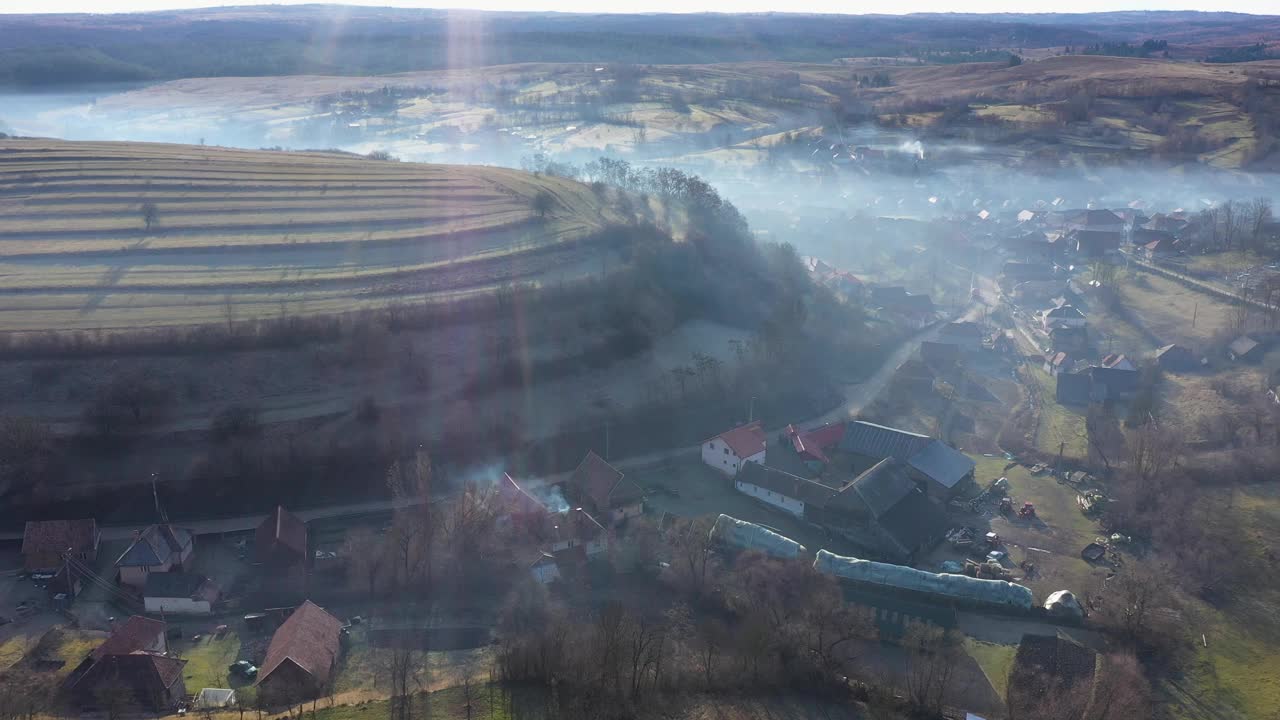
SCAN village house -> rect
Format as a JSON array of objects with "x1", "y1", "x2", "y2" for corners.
[
  {"x1": 1155, "y1": 344, "x2": 1197, "y2": 372},
  {"x1": 1099, "y1": 353, "x2": 1135, "y2": 371},
  {"x1": 1064, "y1": 208, "x2": 1125, "y2": 234},
  {"x1": 1043, "y1": 351, "x2": 1075, "y2": 376},
  {"x1": 497, "y1": 473, "x2": 552, "y2": 529},
  {"x1": 1143, "y1": 237, "x2": 1180, "y2": 260},
  {"x1": 22, "y1": 519, "x2": 99, "y2": 573},
  {"x1": 65, "y1": 616, "x2": 185, "y2": 712},
  {"x1": 256, "y1": 601, "x2": 343, "y2": 703},
  {"x1": 936, "y1": 321, "x2": 983, "y2": 352},
  {"x1": 702, "y1": 420, "x2": 767, "y2": 476},
  {"x1": 528, "y1": 552, "x2": 560, "y2": 584},
  {"x1": 143, "y1": 573, "x2": 220, "y2": 615},
  {"x1": 566, "y1": 451, "x2": 644, "y2": 523},
  {"x1": 116, "y1": 524, "x2": 195, "y2": 589},
  {"x1": 256, "y1": 506, "x2": 309, "y2": 569},
  {"x1": 545, "y1": 507, "x2": 610, "y2": 558},
  {"x1": 870, "y1": 287, "x2": 935, "y2": 328},
  {"x1": 1070, "y1": 229, "x2": 1122, "y2": 258},
  {"x1": 734, "y1": 462, "x2": 834, "y2": 517},
  {"x1": 255, "y1": 506, "x2": 310, "y2": 595},
  {"x1": 1050, "y1": 326, "x2": 1089, "y2": 354},
  {"x1": 1041, "y1": 304, "x2": 1086, "y2": 331},
  {"x1": 1056, "y1": 372, "x2": 1093, "y2": 406},
  {"x1": 1089, "y1": 366, "x2": 1139, "y2": 402}
]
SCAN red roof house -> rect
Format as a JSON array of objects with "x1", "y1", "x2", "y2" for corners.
[
  {"x1": 565, "y1": 452, "x2": 644, "y2": 523},
  {"x1": 66, "y1": 616, "x2": 183, "y2": 711},
  {"x1": 256, "y1": 506, "x2": 309, "y2": 568},
  {"x1": 702, "y1": 420, "x2": 767, "y2": 476},
  {"x1": 257, "y1": 601, "x2": 343, "y2": 701},
  {"x1": 22, "y1": 519, "x2": 99, "y2": 572}
]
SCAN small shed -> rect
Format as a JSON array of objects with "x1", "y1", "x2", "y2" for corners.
[
  {"x1": 1155, "y1": 344, "x2": 1196, "y2": 372},
  {"x1": 194, "y1": 688, "x2": 237, "y2": 710},
  {"x1": 1228, "y1": 335, "x2": 1264, "y2": 362}
]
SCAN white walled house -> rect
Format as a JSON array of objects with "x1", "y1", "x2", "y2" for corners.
[
  {"x1": 733, "y1": 463, "x2": 832, "y2": 519},
  {"x1": 702, "y1": 421, "x2": 767, "y2": 476},
  {"x1": 116, "y1": 524, "x2": 195, "y2": 589}
]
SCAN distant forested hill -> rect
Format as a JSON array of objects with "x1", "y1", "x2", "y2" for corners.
[{"x1": 0, "y1": 7, "x2": 1277, "y2": 88}]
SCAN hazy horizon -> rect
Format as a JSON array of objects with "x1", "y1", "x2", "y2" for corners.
[{"x1": 4, "y1": 1, "x2": 1278, "y2": 16}]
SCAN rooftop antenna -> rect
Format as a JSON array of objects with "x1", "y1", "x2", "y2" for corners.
[{"x1": 151, "y1": 472, "x2": 169, "y2": 524}]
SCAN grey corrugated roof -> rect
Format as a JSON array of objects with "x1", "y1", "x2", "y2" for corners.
[
  {"x1": 876, "y1": 487, "x2": 950, "y2": 553},
  {"x1": 736, "y1": 463, "x2": 834, "y2": 506},
  {"x1": 906, "y1": 441, "x2": 975, "y2": 490},
  {"x1": 839, "y1": 421, "x2": 932, "y2": 463},
  {"x1": 1230, "y1": 335, "x2": 1260, "y2": 357},
  {"x1": 143, "y1": 572, "x2": 209, "y2": 599},
  {"x1": 847, "y1": 459, "x2": 916, "y2": 518}
]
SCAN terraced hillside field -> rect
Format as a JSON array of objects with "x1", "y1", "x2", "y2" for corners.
[{"x1": 0, "y1": 140, "x2": 629, "y2": 332}]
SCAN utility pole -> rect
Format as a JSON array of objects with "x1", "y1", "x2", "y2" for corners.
[
  {"x1": 1192, "y1": 301, "x2": 1198, "y2": 328},
  {"x1": 749, "y1": 396, "x2": 756, "y2": 423},
  {"x1": 152, "y1": 472, "x2": 168, "y2": 524}
]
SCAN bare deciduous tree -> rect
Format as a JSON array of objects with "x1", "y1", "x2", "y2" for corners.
[{"x1": 902, "y1": 625, "x2": 963, "y2": 717}]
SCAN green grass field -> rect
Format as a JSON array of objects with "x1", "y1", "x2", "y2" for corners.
[
  {"x1": 179, "y1": 632, "x2": 242, "y2": 692},
  {"x1": 0, "y1": 140, "x2": 628, "y2": 332},
  {"x1": 1024, "y1": 366, "x2": 1089, "y2": 462},
  {"x1": 965, "y1": 639, "x2": 1016, "y2": 700}
]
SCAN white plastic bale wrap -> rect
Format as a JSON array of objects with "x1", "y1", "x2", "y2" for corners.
[
  {"x1": 709, "y1": 514, "x2": 807, "y2": 559},
  {"x1": 814, "y1": 549, "x2": 1034, "y2": 610}
]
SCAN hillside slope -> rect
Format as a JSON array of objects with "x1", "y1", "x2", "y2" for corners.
[
  {"x1": 0, "y1": 140, "x2": 631, "y2": 332},
  {"x1": 66, "y1": 56, "x2": 1280, "y2": 172}
]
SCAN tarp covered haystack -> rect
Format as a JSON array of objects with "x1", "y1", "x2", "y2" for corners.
[
  {"x1": 710, "y1": 514, "x2": 806, "y2": 559},
  {"x1": 1043, "y1": 590, "x2": 1084, "y2": 619},
  {"x1": 814, "y1": 549, "x2": 1033, "y2": 610}
]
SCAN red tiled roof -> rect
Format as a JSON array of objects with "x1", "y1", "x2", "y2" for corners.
[
  {"x1": 785, "y1": 423, "x2": 845, "y2": 464},
  {"x1": 498, "y1": 473, "x2": 549, "y2": 517},
  {"x1": 22, "y1": 519, "x2": 97, "y2": 556},
  {"x1": 1099, "y1": 353, "x2": 1130, "y2": 369},
  {"x1": 258, "y1": 601, "x2": 342, "y2": 687},
  {"x1": 256, "y1": 506, "x2": 308, "y2": 563},
  {"x1": 69, "y1": 651, "x2": 187, "y2": 705},
  {"x1": 93, "y1": 616, "x2": 166, "y2": 659},
  {"x1": 568, "y1": 452, "x2": 626, "y2": 512},
  {"x1": 713, "y1": 421, "x2": 766, "y2": 460}
]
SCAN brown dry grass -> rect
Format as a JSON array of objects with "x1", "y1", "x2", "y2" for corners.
[{"x1": 0, "y1": 139, "x2": 628, "y2": 332}]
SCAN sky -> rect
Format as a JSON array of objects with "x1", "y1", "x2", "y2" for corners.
[{"x1": 3, "y1": 0, "x2": 1277, "y2": 15}]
